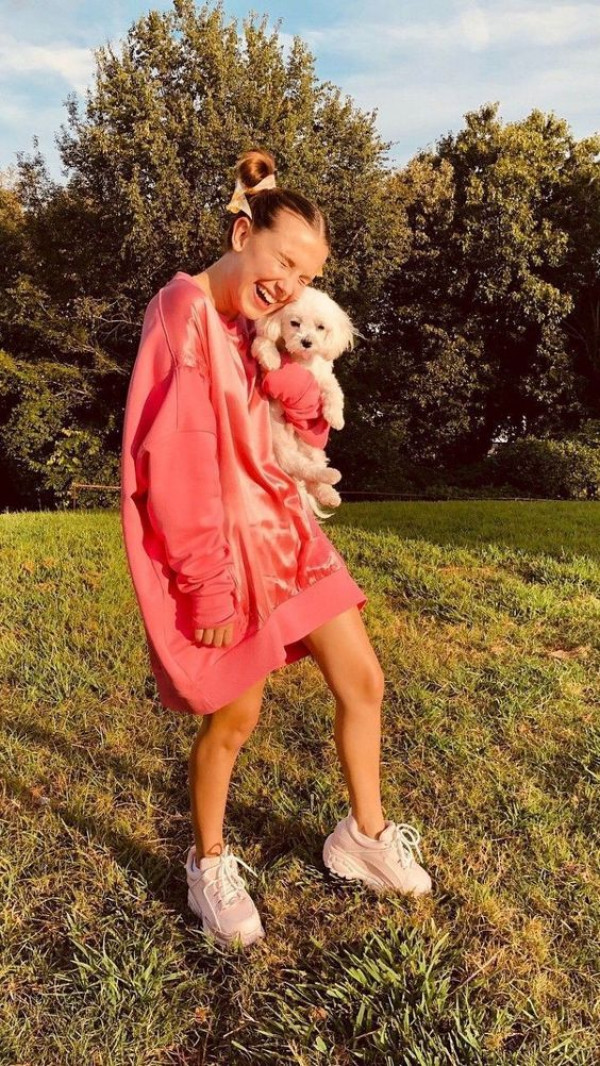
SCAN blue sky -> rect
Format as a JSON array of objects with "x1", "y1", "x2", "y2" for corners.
[{"x1": 1, "y1": 0, "x2": 599, "y2": 183}]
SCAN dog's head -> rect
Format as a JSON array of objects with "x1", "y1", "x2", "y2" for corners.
[{"x1": 255, "y1": 287, "x2": 357, "y2": 363}]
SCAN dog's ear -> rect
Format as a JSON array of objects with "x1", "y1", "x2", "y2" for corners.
[
  {"x1": 334, "y1": 305, "x2": 358, "y2": 355},
  {"x1": 256, "y1": 311, "x2": 284, "y2": 342}
]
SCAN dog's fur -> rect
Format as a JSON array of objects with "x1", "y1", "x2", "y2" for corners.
[{"x1": 252, "y1": 287, "x2": 357, "y2": 520}]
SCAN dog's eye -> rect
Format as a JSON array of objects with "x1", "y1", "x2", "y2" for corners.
[
  {"x1": 290, "y1": 320, "x2": 300, "y2": 327},
  {"x1": 317, "y1": 325, "x2": 325, "y2": 331}
]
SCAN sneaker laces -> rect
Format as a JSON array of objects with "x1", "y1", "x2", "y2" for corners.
[
  {"x1": 387, "y1": 822, "x2": 423, "y2": 868},
  {"x1": 209, "y1": 846, "x2": 258, "y2": 908}
]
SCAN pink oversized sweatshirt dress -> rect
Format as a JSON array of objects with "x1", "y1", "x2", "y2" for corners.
[{"x1": 120, "y1": 271, "x2": 367, "y2": 716}]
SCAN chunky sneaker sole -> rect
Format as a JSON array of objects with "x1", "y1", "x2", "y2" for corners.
[
  {"x1": 323, "y1": 835, "x2": 391, "y2": 893},
  {"x1": 186, "y1": 886, "x2": 265, "y2": 948}
]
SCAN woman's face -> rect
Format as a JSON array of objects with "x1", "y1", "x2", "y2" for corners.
[{"x1": 230, "y1": 208, "x2": 329, "y2": 321}]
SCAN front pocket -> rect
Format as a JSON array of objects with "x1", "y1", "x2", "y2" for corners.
[{"x1": 229, "y1": 562, "x2": 246, "y2": 616}]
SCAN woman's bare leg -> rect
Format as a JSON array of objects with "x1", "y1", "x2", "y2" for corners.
[
  {"x1": 302, "y1": 606, "x2": 387, "y2": 838},
  {"x1": 188, "y1": 676, "x2": 267, "y2": 858}
]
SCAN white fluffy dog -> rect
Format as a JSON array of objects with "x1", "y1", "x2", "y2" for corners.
[{"x1": 252, "y1": 286, "x2": 357, "y2": 520}]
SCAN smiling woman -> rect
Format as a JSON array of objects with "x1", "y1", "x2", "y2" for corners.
[
  {"x1": 189, "y1": 149, "x2": 329, "y2": 323},
  {"x1": 120, "y1": 150, "x2": 357, "y2": 709},
  {"x1": 120, "y1": 146, "x2": 430, "y2": 950}
]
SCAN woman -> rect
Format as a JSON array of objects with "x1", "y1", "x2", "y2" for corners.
[{"x1": 120, "y1": 148, "x2": 432, "y2": 949}]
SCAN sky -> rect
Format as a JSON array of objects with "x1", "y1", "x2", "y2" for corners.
[{"x1": 1, "y1": 0, "x2": 599, "y2": 184}]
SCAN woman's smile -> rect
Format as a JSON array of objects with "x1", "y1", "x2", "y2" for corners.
[{"x1": 254, "y1": 282, "x2": 280, "y2": 309}]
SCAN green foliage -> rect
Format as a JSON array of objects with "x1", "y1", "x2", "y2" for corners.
[
  {"x1": 570, "y1": 417, "x2": 600, "y2": 448},
  {"x1": 1, "y1": 7, "x2": 600, "y2": 505},
  {"x1": 0, "y1": 171, "x2": 26, "y2": 291},
  {"x1": 45, "y1": 428, "x2": 120, "y2": 506},
  {"x1": 0, "y1": 350, "x2": 118, "y2": 507},
  {"x1": 367, "y1": 103, "x2": 600, "y2": 467},
  {"x1": 487, "y1": 436, "x2": 600, "y2": 499}
]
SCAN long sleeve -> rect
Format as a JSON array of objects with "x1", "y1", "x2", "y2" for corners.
[
  {"x1": 261, "y1": 355, "x2": 331, "y2": 449},
  {"x1": 135, "y1": 320, "x2": 238, "y2": 631}
]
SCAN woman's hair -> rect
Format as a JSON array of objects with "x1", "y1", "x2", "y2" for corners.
[{"x1": 223, "y1": 148, "x2": 331, "y2": 254}]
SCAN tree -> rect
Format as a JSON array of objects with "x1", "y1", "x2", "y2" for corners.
[
  {"x1": 368, "y1": 103, "x2": 599, "y2": 466},
  {"x1": 2, "y1": 7, "x2": 599, "y2": 503},
  {"x1": 0, "y1": 0, "x2": 405, "y2": 506}
]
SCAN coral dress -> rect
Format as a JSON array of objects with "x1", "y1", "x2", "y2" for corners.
[{"x1": 120, "y1": 271, "x2": 367, "y2": 715}]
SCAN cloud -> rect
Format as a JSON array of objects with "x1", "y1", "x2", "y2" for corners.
[
  {"x1": 0, "y1": 30, "x2": 96, "y2": 94},
  {"x1": 301, "y1": 2, "x2": 600, "y2": 162},
  {"x1": 459, "y1": 6, "x2": 491, "y2": 50},
  {"x1": 302, "y1": 2, "x2": 600, "y2": 57},
  {"x1": 343, "y1": 42, "x2": 600, "y2": 154}
]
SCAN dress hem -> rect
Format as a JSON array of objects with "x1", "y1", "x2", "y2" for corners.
[{"x1": 151, "y1": 564, "x2": 368, "y2": 716}]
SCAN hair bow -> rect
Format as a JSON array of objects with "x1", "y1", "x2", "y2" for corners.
[{"x1": 225, "y1": 174, "x2": 277, "y2": 219}]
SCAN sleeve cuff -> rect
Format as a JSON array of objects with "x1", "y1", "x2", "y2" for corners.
[
  {"x1": 289, "y1": 416, "x2": 331, "y2": 449},
  {"x1": 189, "y1": 581, "x2": 238, "y2": 630}
]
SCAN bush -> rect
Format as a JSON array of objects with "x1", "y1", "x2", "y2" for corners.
[
  {"x1": 45, "y1": 428, "x2": 120, "y2": 508},
  {"x1": 485, "y1": 436, "x2": 600, "y2": 499}
]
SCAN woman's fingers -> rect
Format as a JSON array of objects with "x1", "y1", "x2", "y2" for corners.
[{"x1": 194, "y1": 622, "x2": 234, "y2": 647}]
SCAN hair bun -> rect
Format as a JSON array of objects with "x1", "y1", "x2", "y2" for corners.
[
  {"x1": 223, "y1": 146, "x2": 330, "y2": 256},
  {"x1": 234, "y1": 148, "x2": 276, "y2": 192}
]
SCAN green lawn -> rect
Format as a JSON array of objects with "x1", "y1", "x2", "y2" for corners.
[
  {"x1": 332, "y1": 499, "x2": 600, "y2": 562},
  {"x1": 1, "y1": 503, "x2": 599, "y2": 1064}
]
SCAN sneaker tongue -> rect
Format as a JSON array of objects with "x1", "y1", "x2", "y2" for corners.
[
  {"x1": 376, "y1": 822, "x2": 396, "y2": 844},
  {"x1": 199, "y1": 855, "x2": 222, "y2": 871}
]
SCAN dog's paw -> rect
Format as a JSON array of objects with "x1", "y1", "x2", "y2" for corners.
[
  {"x1": 322, "y1": 403, "x2": 345, "y2": 430},
  {"x1": 315, "y1": 485, "x2": 342, "y2": 508},
  {"x1": 326, "y1": 466, "x2": 342, "y2": 485},
  {"x1": 259, "y1": 353, "x2": 282, "y2": 372},
  {"x1": 316, "y1": 465, "x2": 342, "y2": 485}
]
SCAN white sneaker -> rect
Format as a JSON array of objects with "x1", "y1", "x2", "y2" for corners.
[
  {"x1": 323, "y1": 810, "x2": 432, "y2": 897},
  {"x1": 185, "y1": 843, "x2": 265, "y2": 948}
]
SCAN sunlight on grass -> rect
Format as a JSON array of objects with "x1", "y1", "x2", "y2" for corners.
[{"x1": 1, "y1": 504, "x2": 599, "y2": 1063}]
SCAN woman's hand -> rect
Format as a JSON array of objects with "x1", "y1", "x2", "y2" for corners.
[{"x1": 194, "y1": 621, "x2": 235, "y2": 648}]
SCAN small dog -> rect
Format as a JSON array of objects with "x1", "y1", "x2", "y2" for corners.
[{"x1": 252, "y1": 287, "x2": 357, "y2": 520}]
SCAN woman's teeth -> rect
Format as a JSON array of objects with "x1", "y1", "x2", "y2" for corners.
[{"x1": 256, "y1": 283, "x2": 275, "y2": 307}]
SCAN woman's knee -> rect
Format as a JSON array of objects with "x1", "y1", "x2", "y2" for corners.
[
  {"x1": 303, "y1": 607, "x2": 386, "y2": 706},
  {"x1": 342, "y1": 660, "x2": 385, "y2": 707},
  {"x1": 203, "y1": 676, "x2": 266, "y2": 749}
]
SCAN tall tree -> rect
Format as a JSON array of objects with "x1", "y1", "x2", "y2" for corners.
[
  {"x1": 0, "y1": 0, "x2": 404, "y2": 505},
  {"x1": 369, "y1": 103, "x2": 599, "y2": 465}
]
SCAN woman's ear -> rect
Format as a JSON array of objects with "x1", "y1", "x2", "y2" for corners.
[{"x1": 231, "y1": 215, "x2": 252, "y2": 252}]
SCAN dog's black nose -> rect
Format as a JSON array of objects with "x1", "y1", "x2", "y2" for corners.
[{"x1": 301, "y1": 339, "x2": 312, "y2": 348}]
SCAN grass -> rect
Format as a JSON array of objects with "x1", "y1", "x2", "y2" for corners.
[
  {"x1": 334, "y1": 499, "x2": 600, "y2": 561},
  {"x1": 1, "y1": 501, "x2": 599, "y2": 1065}
]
